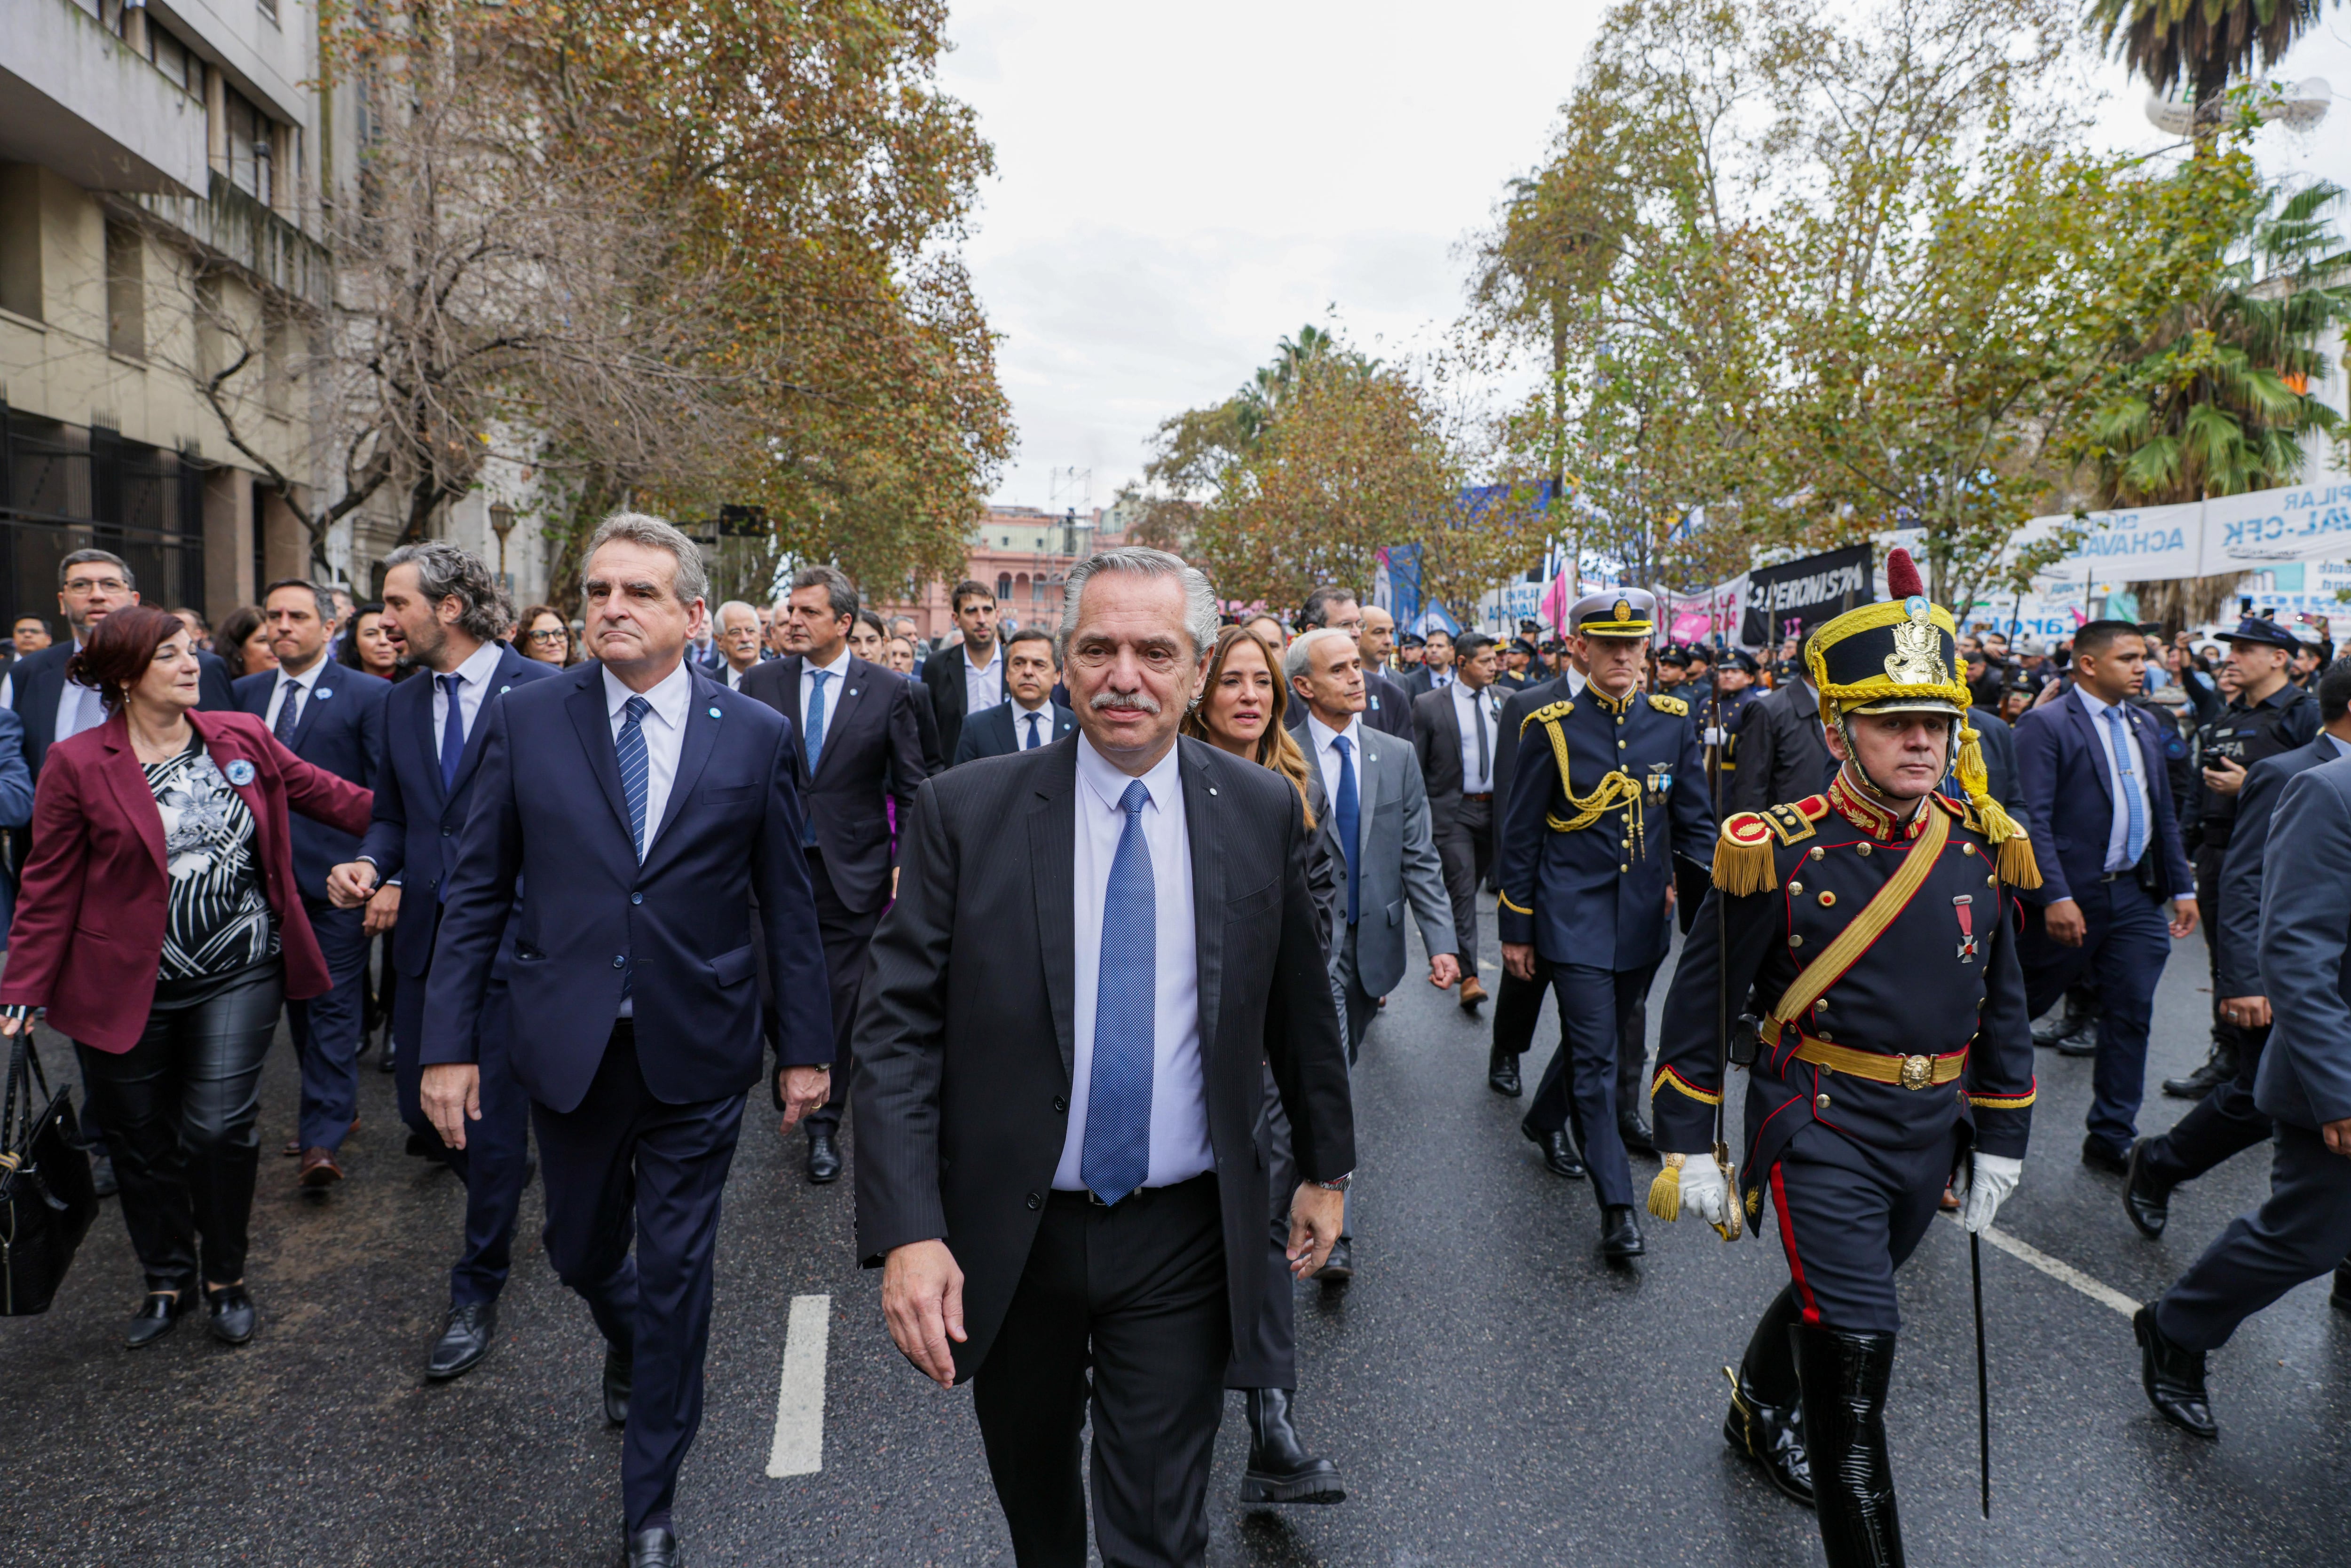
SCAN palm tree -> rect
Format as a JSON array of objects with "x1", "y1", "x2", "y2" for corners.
[{"x1": 2089, "y1": 0, "x2": 2333, "y2": 138}]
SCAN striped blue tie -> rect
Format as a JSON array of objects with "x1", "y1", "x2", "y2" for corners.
[
  {"x1": 1081, "y1": 779, "x2": 1156, "y2": 1206},
  {"x1": 617, "y1": 694, "x2": 652, "y2": 860},
  {"x1": 2106, "y1": 707, "x2": 2146, "y2": 868}
]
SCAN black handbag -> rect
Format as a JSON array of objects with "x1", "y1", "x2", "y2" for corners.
[{"x1": 1, "y1": 1024, "x2": 98, "y2": 1316}]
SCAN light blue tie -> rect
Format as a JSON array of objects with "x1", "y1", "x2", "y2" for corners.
[
  {"x1": 805, "y1": 670, "x2": 832, "y2": 777},
  {"x1": 2106, "y1": 707, "x2": 2146, "y2": 868},
  {"x1": 616, "y1": 694, "x2": 651, "y2": 860},
  {"x1": 1081, "y1": 779, "x2": 1156, "y2": 1206}
]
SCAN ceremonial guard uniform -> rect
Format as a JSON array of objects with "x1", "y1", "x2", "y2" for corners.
[
  {"x1": 1649, "y1": 552, "x2": 2039, "y2": 1568},
  {"x1": 1497, "y1": 590, "x2": 1713, "y2": 1258}
]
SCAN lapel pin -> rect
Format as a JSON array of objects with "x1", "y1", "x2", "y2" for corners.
[
  {"x1": 224, "y1": 759, "x2": 256, "y2": 786},
  {"x1": 499, "y1": 685, "x2": 511, "y2": 694},
  {"x1": 708, "y1": 706, "x2": 721, "y2": 719},
  {"x1": 1208, "y1": 787, "x2": 1218, "y2": 796},
  {"x1": 315, "y1": 687, "x2": 333, "y2": 700},
  {"x1": 849, "y1": 687, "x2": 858, "y2": 696}
]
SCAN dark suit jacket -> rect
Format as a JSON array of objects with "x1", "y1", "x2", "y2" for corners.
[
  {"x1": 233, "y1": 662, "x2": 391, "y2": 900},
  {"x1": 9, "y1": 639, "x2": 234, "y2": 779},
  {"x1": 953, "y1": 700, "x2": 1075, "y2": 764},
  {"x1": 1411, "y1": 681, "x2": 1501, "y2": 831},
  {"x1": 0, "y1": 707, "x2": 40, "y2": 946},
  {"x1": 1363, "y1": 668, "x2": 1415, "y2": 742},
  {"x1": 852, "y1": 735, "x2": 1356, "y2": 1381},
  {"x1": 0, "y1": 709, "x2": 372, "y2": 1051},
  {"x1": 741, "y1": 654, "x2": 926, "y2": 914},
  {"x1": 2253, "y1": 757, "x2": 2351, "y2": 1131},
  {"x1": 1726, "y1": 680, "x2": 1838, "y2": 816},
  {"x1": 2217, "y1": 733, "x2": 2346, "y2": 998},
  {"x1": 2012, "y1": 687, "x2": 2195, "y2": 907},
  {"x1": 920, "y1": 641, "x2": 1005, "y2": 767},
  {"x1": 356, "y1": 643, "x2": 554, "y2": 978},
  {"x1": 1965, "y1": 705, "x2": 2022, "y2": 822},
  {"x1": 423, "y1": 661, "x2": 834, "y2": 1112},
  {"x1": 907, "y1": 681, "x2": 944, "y2": 775}
]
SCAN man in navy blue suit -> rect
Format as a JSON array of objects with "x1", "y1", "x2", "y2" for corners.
[
  {"x1": 329, "y1": 542, "x2": 555, "y2": 1381},
  {"x1": 2013, "y1": 620, "x2": 2198, "y2": 1173},
  {"x1": 420, "y1": 513, "x2": 833, "y2": 1568},
  {"x1": 951, "y1": 624, "x2": 1074, "y2": 762},
  {"x1": 235, "y1": 579, "x2": 390, "y2": 1188}
]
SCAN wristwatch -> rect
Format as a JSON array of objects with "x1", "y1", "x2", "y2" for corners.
[{"x1": 1316, "y1": 1171, "x2": 1353, "y2": 1192}]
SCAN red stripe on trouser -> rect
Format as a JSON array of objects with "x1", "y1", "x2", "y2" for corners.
[{"x1": 1770, "y1": 1163, "x2": 1819, "y2": 1325}]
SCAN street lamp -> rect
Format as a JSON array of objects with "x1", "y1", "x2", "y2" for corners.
[{"x1": 487, "y1": 501, "x2": 516, "y2": 590}]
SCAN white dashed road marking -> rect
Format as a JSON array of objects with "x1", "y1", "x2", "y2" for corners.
[
  {"x1": 766, "y1": 1294, "x2": 831, "y2": 1477},
  {"x1": 1953, "y1": 1218, "x2": 2139, "y2": 1318}
]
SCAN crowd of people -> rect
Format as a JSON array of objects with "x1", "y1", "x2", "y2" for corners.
[{"x1": 5, "y1": 528, "x2": 2350, "y2": 1568}]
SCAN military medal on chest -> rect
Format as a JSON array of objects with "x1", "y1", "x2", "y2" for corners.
[{"x1": 1952, "y1": 894, "x2": 1978, "y2": 964}]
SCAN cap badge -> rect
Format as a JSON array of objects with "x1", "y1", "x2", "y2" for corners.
[
  {"x1": 1613, "y1": 598, "x2": 1632, "y2": 622},
  {"x1": 1884, "y1": 609, "x2": 1949, "y2": 686}
]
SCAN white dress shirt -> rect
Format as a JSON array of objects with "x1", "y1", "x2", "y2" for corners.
[
  {"x1": 1054, "y1": 733, "x2": 1211, "y2": 1193},
  {"x1": 721, "y1": 661, "x2": 754, "y2": 691},
  {"x1": 962, "y1": 642, "x2": 1003, "y2": 716},
  {"x1": 1428, "y1": 668, "x2": 1453, "y2": 690},
  {"x1": 2074, "y1": 687, "x2": 2154, "y2": 875},
  {"x1": 2324, "y1": 731, "x2": 2351, "y2": 763},
  {"x1": 2, "y1": 639, "x2": 100, "y2": 742},
  {"x1": 431, "y1": 639, "x2": 508, "y2": 764},
  {"x1": 264, "y1": 656, "x2": 327, "y2": 735},
  {"x1": 1012, "y1": 694, "x2": 1053, "y2": 749},
  {"x1": 797, "y1": 644, "x2": 853, "y2": 745},
  {"x1": 1451, "y1": 678, "x2": 1498, "y2": 794}
]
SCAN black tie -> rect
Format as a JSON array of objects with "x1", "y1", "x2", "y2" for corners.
[
  {"x1": 273, "y1": 679, "x2": 301, "y2": 746},
  {"x1": 1472, "y1": 690, "x2": 1489, "y2": 787}
]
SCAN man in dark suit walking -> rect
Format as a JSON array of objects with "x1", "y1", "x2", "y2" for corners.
[
  {"x1": 953, "y1": 625, "x2": 1075, "y2": 762},
  {"x1": 1724, "y1": 636, "x2": 1837, "y2": 817},
  {"x1": 236, "y1": 579, "x2": 390, "y2": 1188},
  {"x1": 857, "y1": 546, "x2": 1353, "y2": 1568},
  {"x1": 421, "y1": 513, "x2": 833, "y2": 1568},
  {"x1": 742, "y1": 565, "x2": 927, "y2": 1184},
  {"x1": 2012, "y1": 620, "x2": 2199, "y2": 1174},
  {"x1": 1400, "y1": 627, "x2": 1454, "y2": 698},
  {"x1": 919, "y1": 578, "x2": 1003, "y2": 764},
  {"x1": 2135, "y1": 751, "x2": 2351, "y2": 1441},
  {"x1": 328, "y1": 542, "x2": 557, "y2": 1381},
  {"x1": 1414, "y1": 631, "x2": 1502, "y2": 1014}
]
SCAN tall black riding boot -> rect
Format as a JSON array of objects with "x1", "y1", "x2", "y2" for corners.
[
  {"x1": 1725, "y1": 1285, "x2": 1811, "y2": 1506},
  {"x1": 1791, "y1": 1324, "x2": 1904, "y2": 1568}
]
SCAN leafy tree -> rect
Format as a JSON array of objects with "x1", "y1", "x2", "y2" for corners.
[{"x1": 2089, "y1": 0, "x2": 2335, "y2": 141}]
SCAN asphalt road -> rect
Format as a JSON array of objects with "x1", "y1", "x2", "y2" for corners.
[{"x1": 4, "y1": 906, "x2": 2348, "y2": 1567}]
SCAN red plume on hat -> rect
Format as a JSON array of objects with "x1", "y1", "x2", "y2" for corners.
[{"x1": 1886, "y1": 547, "x2": 1924, "y2": 599}]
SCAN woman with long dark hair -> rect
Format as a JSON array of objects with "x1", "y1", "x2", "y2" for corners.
[
  {"x1": 216, "y1": 605, "x2": 274, "y2": 680},
  {"x1": 0, "y1": 606, "x2": 372, "y2": 1347}
]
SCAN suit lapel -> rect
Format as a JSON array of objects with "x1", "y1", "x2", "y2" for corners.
[
  {"x1": 648, "y1": 672, "x2": 721, "y2": 859},
  {"x1": 777, "y1": 655, "x2": 807, "y2": 735},
  {"x1": 813, "y1": 658, "x2": 872, "y2": 780},
  {"x1": 1355, "y1": 725, "x2": 1382, "y2": 866},
  {"x1": 448, "y1": 648, "x2": 526, "y2": 799},
  {"x1": 408, "y1": 674, "x2": 445, "y2": 810},
  {"x1": 96, "y1": 716, "x2": 168, "y2": 875},
  {"x1": 1181, "y1": 743, "x2": 1226, "y2": 1070},
  {"x1": 564, "y1": 668, "x2": 636, "y2": 846},
  {"x1": 289, "y1": 670, "x2": 327, "y2": 750},
  {"x1": 2066, "y1": 691, "x2": 2114, "y2": 804},
  {"x1": 1029, "y1": 742, "x2": 1080, "y2": 1083}
]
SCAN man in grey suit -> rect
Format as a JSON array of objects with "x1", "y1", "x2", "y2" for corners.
[
  {"x1": 2136, "y1": 746, "x2": 2351, "y2": 1441},
  {"x1": 1412, "y1": 631, "x2": 1502, "y2": 1014}
]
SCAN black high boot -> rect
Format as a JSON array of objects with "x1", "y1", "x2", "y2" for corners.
[
  {"x1": 1791, "y1": 1324, "x2": 1904, "y2": 1568},
  {"x1": 1239, "y1": 1388, "x2": 1345, "y2": 1505},
  {"x1": 1725, "y1": 1286, "x2": 1811, "y2": 1506}
]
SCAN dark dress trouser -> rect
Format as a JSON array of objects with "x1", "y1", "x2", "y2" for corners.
[
  {"x1": 289, "y1": 897, "x2": 370, "y2": 1152},
  {"x1": 533, "y1": 1023, "x2": 746, "y2": 1538},
  {"x1": 1229, "y1": 1063, "x2": 1299, "y2": 1392},
  {"x1": 1496, "y1": 952, "x2": 1650, "y2": 1117},
  {"x1": 973, "y1": 1174, "x2": 1230, "y2": 1568},
  {"x1": 2156, "y1": 1120, "x2": 2351, "y2": 1354},
  {"x1": 1434, "y1": 796, "x2": 1493, "y2": 974},
  {"x1": 1522, "y1": 962, "x2": 1659, "y2": 1210},
  {"x1": 799, "y1": 847, "x2": 880, "y2": 1139},
  {"x1": 2195, "y1": 842, "x2": 2258, "y2": 1061},
  {"x1": 2020, "y1": 875, "x2": 2171, "y2": 1156}
]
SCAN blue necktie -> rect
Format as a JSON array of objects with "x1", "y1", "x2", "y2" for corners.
[
  {"x1": 2106, "y1": 707, "x2": 2146, "y2": 868},
  {"x1": 439, "y1": 674, "x2": 465, "y2": 796},
  {"x1": 1024, "y1": 710, "x2": 1043, "y2": 749},
  {"x1": 1081, "y1": 779, "x2": 1156, "y2": 1206},
  {"x1": 617, "y1": 694, "x2": 652, "y2": 861},
  {"x1": 273, "y1": 678, "x2": 302, "y2": 748},
  {"x1": 1333, "y1": 734, "x2": 1360, "y2": 926},
  {"x1": 805, "y1": 669, "x2": 832, "y2": 777}
]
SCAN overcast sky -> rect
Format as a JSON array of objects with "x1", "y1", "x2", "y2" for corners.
[{"x1": 938, "y1": 2, "x2": 2351, "y2": 512}]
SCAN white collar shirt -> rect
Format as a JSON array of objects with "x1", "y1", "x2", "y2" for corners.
[
  {"x1": 264, "y1": 656, "x2": 328, "y2": 736},
  {"x1": 797, "y1": 644, "x2": 853, "y2": 741},
  {"x1": 1452, "y1": 678, "x2": 1498, "y2": 794},
  {"x1": 430, "y1": 639, "x2": 508, "y2": 762},
  {"x1": 51, "y1": 638, "x2": 103, "y2": 743},
  {"x1": 722, "y1": 660, "x2": 757, "y2": 691},
  {"x1": 1565, "y1": 667, "x2": 1588, "y2": 698},
  {"x1": 2322, "y1": 731, "x2": 2351, "y2": 763},
  {"x1": 1054, "y1": 733, "x2": 1210, "y2": 1193},
  {"x1": 1428, "y1": 667, "x2": 1453, "y2": 689},
  {"x1": 962, "y1": 641, "x2": 1003, "y2": 715},
  {"x1": 2074, "y1": 687, "x2": 2154, "y2": 874}
]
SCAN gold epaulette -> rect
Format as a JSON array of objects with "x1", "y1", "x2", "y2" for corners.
[
  {"x1": 1647, "y1": 691, "x2": 1689, "y2": 717},
  {"x1": 1713, "y1": 795, "x2": 1829, "y2": 896},
  {"x1": 1518, "y1": 699, "x2": 1572, "y2": 737}
]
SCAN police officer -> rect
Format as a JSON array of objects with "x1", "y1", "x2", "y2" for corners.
[
  {"x1": 1705, "y1": 649, "x2": 1763, "y2": 796},
  {"x1": 1497, "y1": 589, "x2": 1713, "y2": 1259},
  {"x1": 2170, "y1": 615, "x2": 2319, "y2": 1100},
  {"x1": 1648, "y1": 550, "x2": 2038, "y2": 1568}
]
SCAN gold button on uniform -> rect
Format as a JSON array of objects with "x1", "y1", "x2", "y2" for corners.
[
  {"x1": 1818, "y1": 890, "x2": 1837, "y2": 907},
  {"x1": 1816, "y1": 1093, "x2": 1832, "y2": 1110},
  {"x1": 1856, "y1": 843, "x2": 1872, "y2": 856},
  {"x1": 1962, "y1": 843, "x2": 1976, "y2": 856},
  {"x1": 1808, "y1": 846, "x2": 1824, "y2": 860},
  {"x1": 1987, "y1": 875, "x2": 1997, "y2": 886},
  {"x1": 1788, "y1": 881, "x2": 1804, "y2": 895},
  {"x1": 1790, "y1": 934, "x2": 1803, "y2": 948}
]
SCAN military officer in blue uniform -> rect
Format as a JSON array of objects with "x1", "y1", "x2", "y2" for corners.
[
  {"x1": 1648, "y1": 549, "x2": 2039, "y2": 1568},
  {"x1": 1498, "y1": 588, "x2": 1714, "y2": 1260}
]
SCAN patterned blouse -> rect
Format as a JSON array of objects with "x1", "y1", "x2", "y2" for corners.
[{"x1": 145, "y1": 740, "x2": 278, "y2": 980}]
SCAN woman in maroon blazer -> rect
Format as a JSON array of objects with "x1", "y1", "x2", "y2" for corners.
[{"x1": 0, "y1": 605, "x2": 371, "y2": 1347}]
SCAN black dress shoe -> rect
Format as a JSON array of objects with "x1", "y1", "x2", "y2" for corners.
[
  {"x1": 2082, "y1": 1134, "x2": 2130, "y2": 1176},
  {"x1": 2124, "y1": 1141, "x2": 2173, "y2": 1239},
  {"x1": 1239, "y1": 1387, "x2": 1346, "y2": 1504},
  {"x1": 1619, "y1": 1112, "x2": 1657, "y2": 1158},
  {"x1": 1314, "y1": 1238, "x2": 1353, "y2": 1285},
  {"x1": 405, "y1": 1131, "x2": 434, "y2": 1158},
  {"x1": 622, "y1": 1526, "x2": 683, "y2": 1567},
  {"x1": 1723, "y1": 1363, "x2": 1812, "y2": 1508},
  {"x1": 426, "y1": 1300, "x2": 499, "y2": 1381},
  {"x1": 379, "y1": 1043, "x2": 398, "y2": 1073},
  {"x1": 88, "y1": 1150, "x2": 118, "y2": 1198},
  {"x1": 604, "y1": 1342, "x2": 634, "y2": 1427},
  {"x1": 2056, "y1": 1030, "x2": 2098, "y2": 1059},
  {"x1": 2134, "y1": 1305, "x2": 2216, "y2": 1439},
  {"x1": 124, "y1": 1290, "x2": 193, "y2": 1348},
  {"x1": 805, "y1": 1130, "x2": 843, "y2": 1185},
  {"x1": 1487, "y1": 1045, "x2": 1522, "y2": 1098},
  {"x1": 1522, "y1": 1121, "x2": 1586, "y2": 1179},
  {"x1": 204, "y1": 1284, "x2": 257, "y2": 1346},
  {"x1": 2162, "y1": 1042, "x2": 2235, "y2": 1100},
  {"x1": 1599, "y1": 1205, "x2": 1645, "y2": 1260},
  {"x1": 2331, "y1": 1262, "x2": 2351, "y2": 1316}
]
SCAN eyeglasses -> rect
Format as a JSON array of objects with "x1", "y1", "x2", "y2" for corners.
[{"x1": 526, "y1": 628, "x2": 568, "y2": 645}]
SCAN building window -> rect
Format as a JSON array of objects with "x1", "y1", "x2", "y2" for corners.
[
  {"x1": 105, "y1": 222, "x2": 144, "y2": 359},
  {"x1": 996, "y1": 572, "x2": 1012, "y2": 602}
]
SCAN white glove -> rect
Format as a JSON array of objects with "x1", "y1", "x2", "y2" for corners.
[
  {"x1": 1951, "y1": 1152, "x2": 2023, "y2": 1233},
  {"x1": 1672, "y1": 1151, "x2": 1729, "y2": 1227}
]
